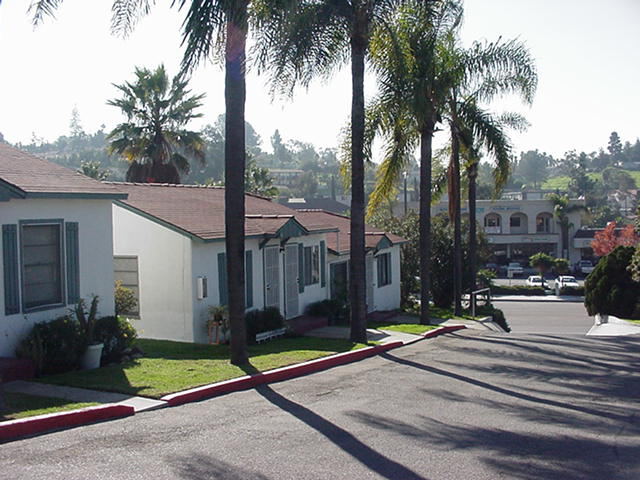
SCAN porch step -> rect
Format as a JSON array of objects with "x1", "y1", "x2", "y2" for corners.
[
  {"x1": 286, "y1": 315, "x2": 329, "y2": 335},
  {"x1": 0, "y1": 357, "x2": 36, "y2": 383}
]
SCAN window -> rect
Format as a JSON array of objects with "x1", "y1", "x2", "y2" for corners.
[
  {"x1": 485, "y1": 215, "x2": 500, "y2": 227},
  {"x1": 114, "y1": 256, "x2": 140, "y2": 316},
  {"x1": 21, "y1": 223, "x2": 63, "y2": 310},
  {"x1": 304, "y1": 245, "x2": 319, "y2": 285},
  {"x1": 536, "y1": 214, "x2": 552, "y2": 233},
  {"x1": 510, "y1": 216, "x2": 521, "y2": 227},
  {"x1": 377, "y1": 253, "x2": 392, "y2": 287}
]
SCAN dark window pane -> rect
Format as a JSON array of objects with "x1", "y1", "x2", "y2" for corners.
[{"x1": 22, "y1": 224, "x2": 62, "y2": 309}]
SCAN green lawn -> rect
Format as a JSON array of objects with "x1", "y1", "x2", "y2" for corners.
[
  {"x1": 368, "y1": 321, "x2": 438, "y2": 335},
  {"x1": 1, "y1": 392, "x2": 98, "y2": 421},
  {"x1": 623, "y1": 319, "x2": 640, "y2": 325},
  {"x1": 38, "y1": 337, "x2": 368, "y2": 399}
]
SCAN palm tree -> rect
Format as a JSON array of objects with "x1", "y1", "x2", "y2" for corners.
[
  {"x1": 107, "y1": 65, "x2": 206, "y2": 183},
  {"x1": 547, "y1": 193, "x2": 586, "y2": 259},
  {"x1": 254, "y1": 0, "x2": 410, "y2": 341},
  {"x1": 364, "y1": 0, "x2": 463, "y2": 324},
  {"x1": 442, "y1": 36, "x2": 537, "y2": 314},
  {"x1": 31, "y1": 0, "x2": 254, "y2": 365}
]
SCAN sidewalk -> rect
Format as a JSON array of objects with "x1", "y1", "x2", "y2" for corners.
[
  {"x1": 587, "y1": 316, "x2": 640, "y2": 336},
  {"x1": 4, "y1": 381, "x2": 167, "y2": 413},
  {"x1": 304, "y1": 325, "x2": 423, "y2": 344},
  {"x1": 492, "y1": 295, "x2": 584, "y2": 303}
]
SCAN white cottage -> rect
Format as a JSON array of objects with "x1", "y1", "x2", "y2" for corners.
[
  {"x1": 0, "y1": 144, "x2": 126, "y2": 356},
  {"x1": 110, "y1": 184, "x2": 406, "y2": 344}
]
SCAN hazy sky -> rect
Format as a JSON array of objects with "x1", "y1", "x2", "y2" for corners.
[{"x1": 1, "y1": 0, "x2": 639, "y2": 160}]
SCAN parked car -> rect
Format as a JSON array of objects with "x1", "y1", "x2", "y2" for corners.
[
  {"x1": 507, "y1": 262, "x2": 523, "y2": 276},
  {"x1": 574, "y1": 260, "x2": 595, "y2": 275},
  {"x1": 554, "y1": 275, "x2": 580, "y2": 289},
  {"x1": 526, "y1": 275, "x2": 547, "y2": 288},
  {"x1": 484, "y1": 262, "x2": 499, "y2": 274}
]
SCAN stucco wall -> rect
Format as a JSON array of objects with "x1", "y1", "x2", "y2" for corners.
[
  {"x1": 373, "y1": 246, "x2": 402, "y2": 312},
  {"x1": 113, "y1": 205, "x2": 193, "y2": 343},
  {"x1": 0, "y1": 198, "x2": 116, "y2": 357}
]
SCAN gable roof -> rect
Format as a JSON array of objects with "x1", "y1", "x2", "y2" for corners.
[
  {"x1": 109, "y1": 182, "x2": 336, "y2": 241},
  {"x1": 279, "y1": 197, "x2": 349, "y2": 215},
  {"x1": 294, "y1": 209, "x2": 406, "y2": 255},
  {"x1": 0, "y1": 143, "x2": 126, "y2": 199}
]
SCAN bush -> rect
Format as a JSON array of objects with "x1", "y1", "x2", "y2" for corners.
[
  {"x1": 306, "y1": 299, "x2": 346, "y2": 324},
  {"x1": 476, "y1": 269, "x2": 496, "y2": 288},
  {"x1": 491, "y1": 285, "x2": 546, "y2": 296},
  {"x1": 115, "y1": 281, "x2": 137, "y2": 317},
  {"x1": 584, "y1": 246, "x2": 640, "y2": 318},
  {"x1": 245, "y1": 307, "x2": 284, "y2": 342},
  {"x1": 15, "y1": 316, "x2": 84, "y2": 375},
  {"x1": 559, "y1": 286, "x2": 585, "y2": 296},
  {"x1": 94, "y1": 316, "x2": 138, "y2": 363},
  {"x1": 476, "y1": 305, "x2": 511, "y2": 332}
]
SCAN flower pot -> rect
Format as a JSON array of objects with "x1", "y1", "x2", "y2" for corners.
[{"x1": 81, "y1": 343, "x2": 104, "y2": 370}]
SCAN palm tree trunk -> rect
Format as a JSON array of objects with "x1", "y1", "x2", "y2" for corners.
[
  {"x1": 468, "y1": 161, "x2": 478, "y2": 291},
  {"x1": 450, "y1": 129, "x2": 463, "y2": 316},
  {"x1": 225, "y1": 13, "x2": 248, "y2": 365},
  {"x1": 349, "y1": 13, "x2": 368, "y2": 343},
  {"x1": 419, "y1": 126, "x2": 434, "y2": 325}
]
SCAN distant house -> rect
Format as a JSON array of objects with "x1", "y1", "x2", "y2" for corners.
[
  {"x1": 294, "y1": 209, "x2": 405, "y2": 313},
  {"x1": 110, "y1": 184, "x2": 405, "y2": 344},
  {"x1": 0, "y1": 144, "x2": 126, "y2": 356},
  {"x1": 279, "y1": 197, "x2": 349, "y2": 215},
  {"x1": 267, "y1": 169, "x2": 304, "y2": 187}
]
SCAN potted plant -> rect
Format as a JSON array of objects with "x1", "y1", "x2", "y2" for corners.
[
  {"x1": 75, "y1": 295, "x2": 103, "y2": 369},
  {"x1": 206, "y1": 305, "x2": 229, "y2": 344}
]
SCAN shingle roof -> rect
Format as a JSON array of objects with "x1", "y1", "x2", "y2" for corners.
[
  {"x1": 294, "y1": 209, "x2": 406, "y2": 254},
  {"x1": 574, "y1": 227, "x2": 626, "y2": 239},
  {"x1": 0, "y1": 143, "x2": 125, "y2": 198},
  {"x1": 109, "y1": 182, "x2": 336, "y2": 241},
  {"x1": 279, "y1": 197, "x2": 349, "y2": 215}
]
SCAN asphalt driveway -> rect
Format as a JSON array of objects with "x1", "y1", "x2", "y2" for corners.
[
  {"x1": 494, "y1": 300, "x2": 594, "y2": 334},
  {"x1": 2, "y1": 330, "x2": 639, "y2": 480}
]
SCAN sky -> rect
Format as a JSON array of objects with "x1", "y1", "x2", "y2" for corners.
[{"x1": 0, "y1": 0, "x2": 639, "y2": 160}]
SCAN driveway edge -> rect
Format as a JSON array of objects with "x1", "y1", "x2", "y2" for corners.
[{"x1": 0, "y1": 404, "x2": 134, "y2": 443}]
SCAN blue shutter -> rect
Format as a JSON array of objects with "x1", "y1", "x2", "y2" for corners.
[
  {"x1": 298, "y1": 243, "x2": 305, "y2": 293},
  {"x1": 65, "y1": 222, "x2": 80, "y2": 304},
  {"x1": 320, "y1": 241, "x2": 326, "y2": 287},
  {"x1": 2, "y1": 224, "x2": 20, "y2": 315},
  {"x1": 218, "y1": 252, "x2": 228, "y2": 305},
  {"x1": 245, "y1": 250, "x2": 253, "y2": 309}
]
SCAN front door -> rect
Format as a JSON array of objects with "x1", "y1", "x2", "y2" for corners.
[
  {"x1": 284, "y1": 244, "x2": 299, "y2": 319},
  {"x1": 330, "y1": 261, "x2": 348, "y2": 300},
  {"x1": 366, "y1": 255, "x2": 375, "y2": 313},
  {"x1": 264, "y1": 246, "x2": 280, "y2": 310}
]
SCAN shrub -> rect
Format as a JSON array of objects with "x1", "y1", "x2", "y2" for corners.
[
  {"x1": 491, "y1": 285, "x2": 546, "y2": 296},
  {"x1": 584, "y1": 246, "x2": 640, "y2": 318},
  {"x1": 529, "y1": 252, "x2": 554, "y2": 276},
  {"x1": 306, "y1": 299, "x2": 346, "y2": 324},
  {"x1": 245, "y1": 307, "x2": 284, "y2": 342},
  {"x1": 476, "y1": 305, "x2": 511, "y2": 332},
  {"x1": 94, "y1": 316, "x2": 138, "y2": 363},
  {"x1": 115, "y1": 281, "x2": 137, "y2": 317},
  {"x1": 15, "y1": 316, "x2": 84, "y2": 375},
  {"x1": 559, "y1": 286, "x2": 585, "y2": 296},
  {"x1": 554, "y1": 258, "x2": 570, "y2": 275},
  {"x1": 476, "y1": 269, "x2": 496, "y2": 288}
]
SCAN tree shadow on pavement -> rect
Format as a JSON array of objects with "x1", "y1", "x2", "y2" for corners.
[
  {"x1": 347, "y1": 413, "x2": 640, "y2": 480},
  {"x1": 254, "y1": 385, "x2": 427, "y2": 480},
  {"x1": 172, "y1": 453, "x2": 271, "y2": 480}
]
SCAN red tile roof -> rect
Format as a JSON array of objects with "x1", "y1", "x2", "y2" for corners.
[
  {"x1": 109, "y1": 182, "x2": 336, "y2": 241},
  {"x1": 0, "y1": 143, "x2": 125, "y2": 197},
  {"x1": 294, "y1": 209, "x2": 406, "y2": 254}
]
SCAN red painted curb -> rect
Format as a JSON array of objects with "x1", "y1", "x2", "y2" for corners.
[
  {"x1": 0, "y1": 404, "x2": 134, "y2": 442},
  {"x1": 163, "y1": 341, "x2": 404, "y2": 406},
  {"x1": 423, "y1": 325, "x2": 467, "y2": 338}
]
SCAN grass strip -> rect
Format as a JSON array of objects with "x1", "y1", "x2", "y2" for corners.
[{"x1": 1, "y1": 392, "x2": 98, "y2": 421}]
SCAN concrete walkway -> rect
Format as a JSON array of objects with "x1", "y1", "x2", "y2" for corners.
[
  {"x1": 587, "y1": 316, "x2": 640, "y2": 337},
  {"x1": 304, "y1": 326, "x2": 422, "y2": 344},
  {"x1": 492, "y1": 295, "x2": 584, "y2": 303},
  {"x1": 4, "y1": 380, "x2": 167, "y2": 413}
]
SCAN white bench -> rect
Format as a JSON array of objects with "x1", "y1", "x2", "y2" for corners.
[{"x1": 255, "y1": 327, "x2": 287, "y2": 343}]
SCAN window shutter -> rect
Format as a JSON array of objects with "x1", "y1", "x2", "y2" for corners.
[
  {"x1": 245, "y1": 250, "x2": 253, "y2": 309},
  {"x1": 2, "y1": 224, "x2": 20, "y2": 315},
  {"x1": 320, "y1": 241, "x2": 326, "y2": 287},
  {"x1": 298, "y1": 243, "x2": 305, "y2": 293},
  {"x1": 377, "y1": 255, "x2": 382, "y2": 287},
  {"x1": 217, "y1": 252, "x2": 228, "y2": 305},
  {"x1": 65, "y1": 222, "x2": 80, "y2": 304},
  {"x1": 387, "y1": 253, "x2": 392, "y2": 285}
]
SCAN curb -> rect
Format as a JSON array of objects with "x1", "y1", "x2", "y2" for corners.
[
  {"x1": 0, "y1": 404, "x2": 134, "y2": 443},
  {"x1": 161, "y1": 341, "x2": 404, "y2": 406},
  {"x1": 403, "y1": 324, "x2": 468, "y2": 346},
  {"x1": 492, "y1": 296, "x2": 584, "y2": 303}
]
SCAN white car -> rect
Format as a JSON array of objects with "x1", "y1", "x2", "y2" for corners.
[
  {"x1": 554, "y1": 276, "x2": 580, "y2": 289},
  {"x1": 507, "y1": 262, "x2": 523, "y2": 276},
  {"x1": 526, "y1": 275, "x2": 547, "y2": 288},
  {"x1": 575, "y1": 260, "x2": 595, "y2": 275}
]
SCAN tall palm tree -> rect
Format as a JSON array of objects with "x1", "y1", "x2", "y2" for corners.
[
  {"x1": 107, "y1": 65, "x2": 206, "y2": 183},
  {"x1": 365, "y1": 0, "x2": 463, "y2": 324},
  {"x1": 547, "y1": 193, "x2": 586, "y2": 259},
  {"x1": 254, "y1": 0, "x2": 408, "y2": 341},
  {"x1": 31, "y1": 0, "x2": 254, "y2": 365},
  {"x1": 442, "y1": 36, "x2": 537, "y2": 314}
]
